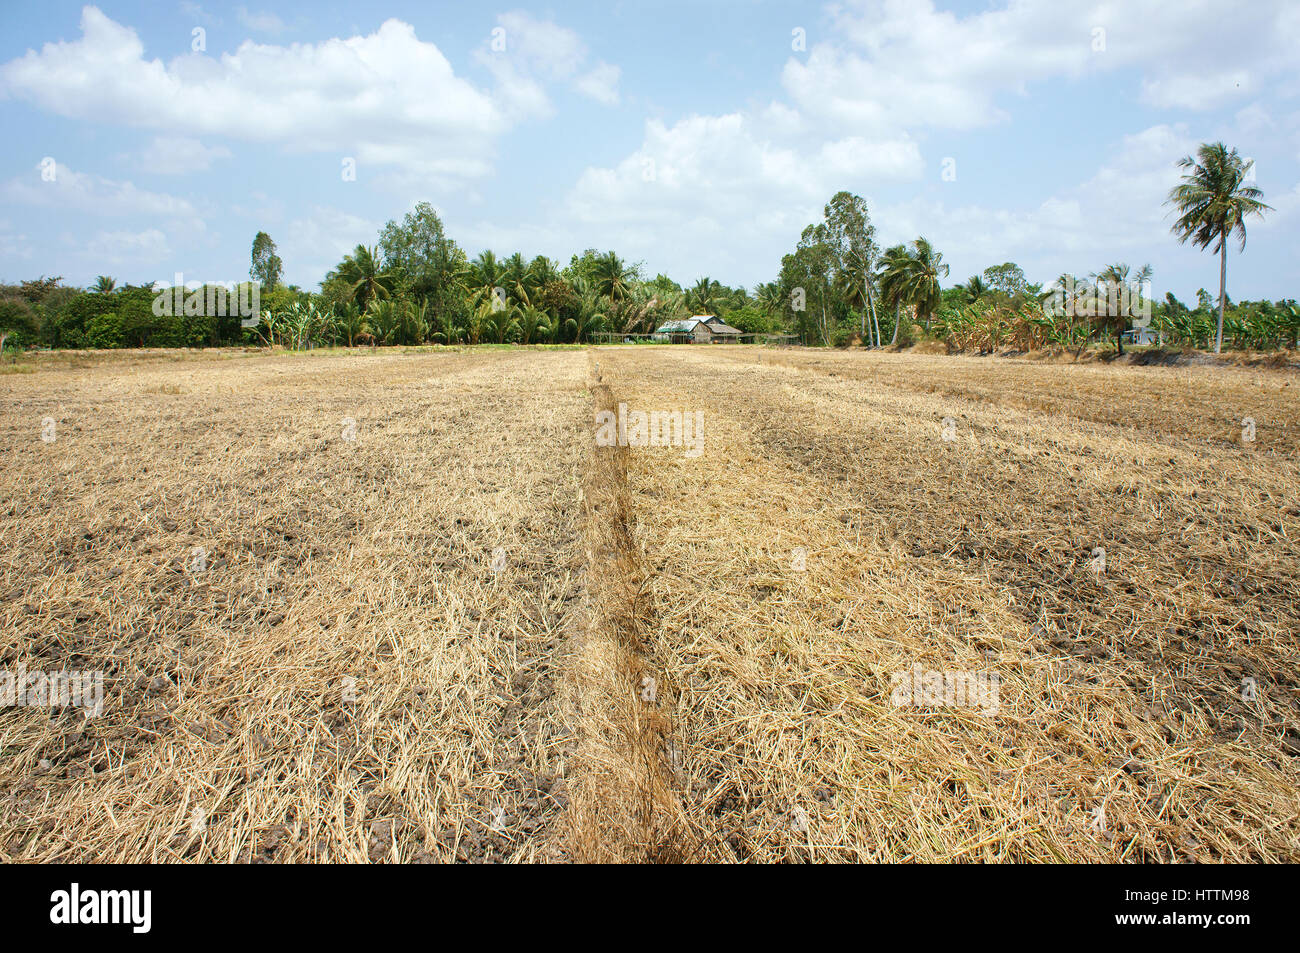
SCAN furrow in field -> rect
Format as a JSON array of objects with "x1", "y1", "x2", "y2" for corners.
[{"x1": 559, "y1": 364, "x2": 691, "y2": 861}]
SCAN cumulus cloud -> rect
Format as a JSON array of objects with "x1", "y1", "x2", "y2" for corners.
[
  {"x1": 463, "y1": 111, "x2": 922, "y2": 284},
  {"x1": 568, "y1": 113, "x2": 920, "y2": 228},
  {"x1": 0, "y1": 6, "x2": 505, "y2": 185},
  {"x1": 476, "y1": 10, "x2": 622, "y2": 116},
  {"x1": 782, "y1": 0, "x2": 1299, "y2": 133}
]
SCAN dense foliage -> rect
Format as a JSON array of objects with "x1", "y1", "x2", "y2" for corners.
[{"x1": 0, "y1": 143, "x2": 1287, "y2": 355}]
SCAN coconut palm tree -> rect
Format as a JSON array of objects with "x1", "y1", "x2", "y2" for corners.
[
  {"x1": 561, "y1": 287, "x2": 607, "y2": 343},
  {"x1": 463, "y1": 250, "x2": 506, "y2": 313},
  {"x1": 1090, "y1": 262, "x2": 1153, "y2": 355},
  {"x1": 887, "y1": 238, "x2": 948, "y2": 333},
  {"x1": 960, "y1": 275, "x2": 987, "y2": 305},
  {"x1": 755, "y1": 281, "x2": 784, "y2": 321},
  {"x1": 518, "y1": 304, "x2": 550, "y2": 344},
  {"x1": 592, "y1": 252, "x2": 635, "y2": 307},
  {"x1": 329, "y1": 245, "x2": 395, "y2": 312},
  {"x1": 1167, "y1": 142, "x2": 1272, "y2": 353},
  {"x1": 336, "y1": 302, "x2": 369, "y2": 347},
  {"x1": 836, "y1": 256, "x2": 876, "y2": 345},
  {"x1": 93, "y1": 275, "x2": 116, "y2": 295},
  {"x1": 501, "y1": 252, "x2": 532, "y2": 307},
  {"x1": 685, "y1": 277, "x2": 723, "y2": 316},
  {"x1": 366, "y1": 298, "x2": 404, "y2": 344},
  {"x1": 527, "y1": 256, "x2": 560, "y2": 296},
  {"x1": 877, "y1": 244, "x2": 913, "y2": 345}
]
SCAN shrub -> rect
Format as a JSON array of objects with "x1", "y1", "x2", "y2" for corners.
[
  {"x1": 724, "y1": 305, "x2": 769, "y2": 334},
  {"x1": 86, "y1": 311, "x2": 126, "y2": 349},
  {"x1": 0, "y1": 297, "x2": 39, "y2": 347}
]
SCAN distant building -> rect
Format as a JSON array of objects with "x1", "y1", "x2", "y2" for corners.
[
  {"x1": 1121, "y1": 325, "x2": 1157, "y2": 346},
  {"x1": 653, "y1": 315, "x2": 744, "y2": 343}
]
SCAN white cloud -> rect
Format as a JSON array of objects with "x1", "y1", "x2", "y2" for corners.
[
  {"x1": 491, "y1": 11, "x2": 587, "y2": 80},
  {"x1": 568, "y1": 113, "x2": 920, "y2": 227},
  {"x1": 781, "y1": 0, "x2": 1300, "y2": 134},
  {"x1": 236, "y1": 7, "x2": 286, "y2": 34},
  {"x1": 876, "y1": 124, "x2": 1200, "y2": 280},
  {"x1": 574, "y1": 62, "x2": 621, "y2": 105},
  {"x1": 137, "y1": 136, "x2": 232, "y2": 175},
  {"x1": 85, "y1": 228, "x2": 171, "y2": 265},
  {"x1": 0, "y1": 6, "x2": 505, "y2": 184},
  {"x1": 476, "y1": 11, "x2": 621, "y2": 115},
  {"x1": 3, "y1": 161, "x2": 203, "y2": 228},
  {"x1": 1140, "y1": 71, "x2": 1253, "y2": 111},
  {"x1": 283, "y1": 205, "x2": 381, "y2": 285},
  {"x1": 466, "y1": 111, "x2": 922, "y2": 284}
]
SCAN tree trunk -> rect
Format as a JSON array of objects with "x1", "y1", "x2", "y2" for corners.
[
  {"x1": 1216, "y1": 238, "x2": 1227, "y2": 354},
  {"x1": 890, "y1": 302, "x2": 901, "y2": 346},
  {"x1": 866, "y1": 284, "x2": 878, "y2": 347}
]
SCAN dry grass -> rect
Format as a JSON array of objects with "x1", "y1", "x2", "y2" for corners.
[
  {"x1": 2, "y1": 348, "x2": 587, "y2": 862},
  {"x1": 2, "y1": 345, "x2": 1298, "y2": 862},
  {"x1": 597, "y1": 346, "x2": 1300, "y2": 861}
]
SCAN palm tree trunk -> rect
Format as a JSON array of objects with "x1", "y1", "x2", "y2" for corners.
[
  {"x1": 1216, "y1": 238, "x2": 1227, "y2": 353},
  {"x1": 890, "y1": 302, "x2": 900, "y2": 346}
]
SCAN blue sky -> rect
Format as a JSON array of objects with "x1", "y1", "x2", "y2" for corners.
[{"x1": 1, "y1": 0, "x2": 1297, "y2": 302}]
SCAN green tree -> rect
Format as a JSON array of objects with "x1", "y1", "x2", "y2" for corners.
[
  {"x1": 982, "y1": 262, "x2": 1027, "y2": 297},
  {"x1": 1089, "y1": 262, "x2": 1152, "y2": 355},
  {"x1": 463, "y1": 250, "x2": 506, "y2": 313},
  {"x1": 378, "y1": 202, "x2": 466, "y2": 326},
  {"x1": 880, "y1": 238, "x2": 948, "y2": 339},
  {"x1": 724, "y1": 305, "x2": 768, "y2": 334},
  {"x1": 878, "y1": 244, "x2": 913, "y2": 345},
  {"x1": 93, "y1": 275, "x2": 116, "y2": 295},
  {"x1": 592, "y1": 251, "x2": 636, "y2": 307},
  {"x1": 250, "y1": 232, "x2": 284, "y2": 292},
  {"x1": 781, "y1": 224, "x2": 838, "y2": 346},
  {"x1": 823, "y1": 191, "x2": 880, "y2": 345},
  {"x1": 1167, "y1": 142, "x2": 1272, "y2": 353},
  {"x1": 685, "y1": 276, "x2": 723, "y2": 315},
  {"x1": 326, "y1": 245, "x2": 394, "y2": 312}
]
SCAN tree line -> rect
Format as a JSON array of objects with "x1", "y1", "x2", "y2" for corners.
[{"x1": 0, "y1": 141, "x2": 1283, "y2": 355}]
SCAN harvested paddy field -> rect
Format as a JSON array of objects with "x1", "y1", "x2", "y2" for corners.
[{"x1": 3, "y1": 346, "x2": 1298, "y2": 862}]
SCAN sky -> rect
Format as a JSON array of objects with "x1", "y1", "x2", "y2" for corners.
[{"x1": 0, "y1": 0, "x2": 1297, "y2": 302}]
